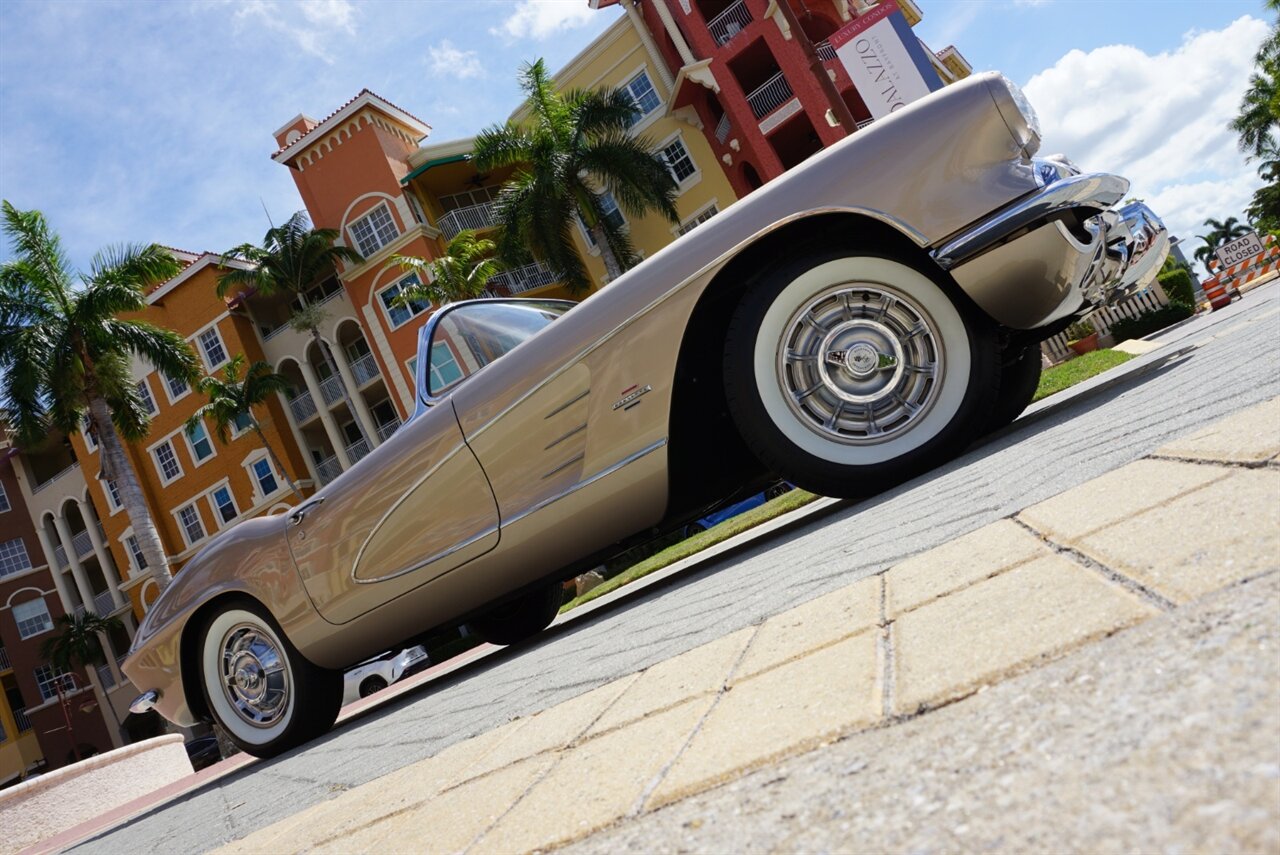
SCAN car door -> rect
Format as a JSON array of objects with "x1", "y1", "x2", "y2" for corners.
[{"x1": 285, "y1": 397, "x2": 500, "y2": 625}]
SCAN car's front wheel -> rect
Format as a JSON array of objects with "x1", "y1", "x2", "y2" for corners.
[
  {"x1": 469, "y1": 583, "x2": 563, "y2": 646},
  {"x1": 198, "y1": 603, "x2": 341, "y2": 758},
  {"x1": 984, "y1": 343, "x2": 1043, "y2": 433},
  {"x1": 724, "y1": 251, "x2": 999, "y2": 498}
]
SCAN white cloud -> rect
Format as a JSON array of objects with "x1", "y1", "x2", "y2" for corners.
[
  {"x1": 428, "y1": 39, "x2": 484, "y2": 79},
  {"x1": 1024, "y1": 16, "x2": 1268, "y2": 250},
  {"x1": 232, "y1": 0, "x2": 357, "y2": 62},
  {"x1": 491, "y1": 0, "x2": 596, "y2": 42}
]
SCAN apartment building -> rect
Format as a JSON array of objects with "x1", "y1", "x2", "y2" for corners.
[
  {"x1": 0, "y1": 446, "x2": 117, "y2": 784},
  {"x1": 592, "y1": 0, "x2": 971, "y2": 196}
]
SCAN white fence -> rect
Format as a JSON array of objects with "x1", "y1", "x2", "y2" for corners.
[{"x1": 1041, "y1": 281, "x2": 1171, "y2": 363}]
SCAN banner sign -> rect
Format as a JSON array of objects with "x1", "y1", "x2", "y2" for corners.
[
  {"x1": 830, "y1": 0, "x2": 943, "y2": 120},
  {"x1": 1215, "y1": 231, "x2": 1265, "y2": 268}
]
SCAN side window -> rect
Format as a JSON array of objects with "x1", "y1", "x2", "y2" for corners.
[{"x1": 426, "y1": 301, "x2": 574, "y2": 396}]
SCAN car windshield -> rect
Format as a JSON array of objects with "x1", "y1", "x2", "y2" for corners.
[{"x1": 427, "y1": 300, "x2": 573, "y2": 397}]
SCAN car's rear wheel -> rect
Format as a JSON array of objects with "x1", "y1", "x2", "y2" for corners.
[
  {"x1": 359, "y1": 675, "x2": 388, "y2": 698},
  {"x1": 469, "y1": 583, "x2": 563, "y2": 646},
  {"x1": 724, "y1": 251, "x2": 999, "y2": 498},
  {"x1": 198, "y1": 603, "x2": 341, "y2": 758},
  {"x1": 985, "y1": 343, "x2": 1043, "y2": 433}
]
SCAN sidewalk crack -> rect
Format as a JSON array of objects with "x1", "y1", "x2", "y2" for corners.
[
  {"x1": 1012, "y1": 518, "x2": 1176, "y2": 612},
  {"x1": 1146, "y1": 452, "x2": 1277, "y2": 470}
]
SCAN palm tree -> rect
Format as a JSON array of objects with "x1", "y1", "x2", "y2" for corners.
[
  {"x1": 216, "y1": 212, "x2": 368, "y2": 445},
  {"x1": 392, "y1": 229, "x2": 503, "y2": 307},
  {"x1": 41, "y1": 611, "x2": 126, "y2": 753},
  {"x1": 473, "y1": 58, "x2": 680, "y2": 292},
  {"x1": 188, "y1": 353, "x2": 305, "y2": 501},
  {"x1": 1195, "y1": 216, "x2": 1253, "y2": 267},
  {"x1": 1231, "y1": 14, "x2": 1279, "y2": 161},
  {"x1": 0, "y1": 202, "x2": 197, "y2": 594}
]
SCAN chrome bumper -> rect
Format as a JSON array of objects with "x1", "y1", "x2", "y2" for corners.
[{"x1": 939, "y1": 166, "x2": 1170, "y2": 330}]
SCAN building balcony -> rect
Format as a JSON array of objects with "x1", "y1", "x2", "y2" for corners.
[
  {"x1": 316, "y1": 455, "x2": 342, "y2": 486},
  {"x1": 288, "y1": 390, "x2": 317, "y2": 423},
  {"x1": 350, "y1": 352, "x2": 380, "y2": 387},
  {"x1": 815, "y1": 39, "x2": 837, "y2": 62},
  {"x1": 745, "y1": 71, "x2": 795, "y2": 120},
  {"x1": 376, "y1": 419, "x2": 401, "y2": 443},
  {"x1": 13, "y1": 706, "x2": 31, "y2": 733},
  {"x1": 856, "y1": 118, "x2": 875, "y2": 130},
  {"x1": 0, "y1": 646, "x2": 9, "y2": 671},
  {"x1": 486, "y1": 261, "x2": 560, "y2": 296},
  {"x1": 32, "y1": 462, "x2": 80, "y2": 494},
  {"x1": 707, "y1": 0, "x2": 752, "y2": 48},
  {"x1": 715, "y1": 112, "x2": 732, "y2": 144},
  {"x1": 346, "y1": 438, "x2": 372, "y2": 465},
  {"x1": 73, "y1": 589, "x2": 118, "y2": 618},
  {"x1": 439, "y1": 202, "x2": 496, "y2": 240},
  {"x1": 318, "y1": 374, "x2": 343, "y2": 406}
]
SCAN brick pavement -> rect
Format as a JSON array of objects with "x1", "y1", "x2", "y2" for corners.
[{"x1": 214, "y1": 396, "x2": 1280, "y2": 855}]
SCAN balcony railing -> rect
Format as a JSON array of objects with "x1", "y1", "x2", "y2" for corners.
[
  {"x1": 856, "y1": 118, "x2": 875, "y2": 130},
  {"x1": 96, "y1": 663, "x2": 116, "y2": 690},
  {"x1": 439, "y1": 202, "x2": 496, "y2": 240},
  {"x1": 93, "y1": 589, "x2": 116, "y2": 616},
  {"x1": 815, "y1": 39, "x2": 837, "y2": 61},
  {"x1": 316, "y1": 455, "x2": 342, "y2": 486},
  {"x1": 0, "y1": 646, "x2": 9, "y2": 671},
  {"x1": 71, "y1": 529, "x2": 92, "y2": 559},
  {"x1": 487, "y1": 261, "x2": 560, "y2": 296},
  {"x1": 14, "y1": 707, "x2": 31, "y2": 733},
  {"x1": 288, "y1": 390, "x2": 316, "y2": 423},
  {"x1": 376, "y1": 419, "x2": 401, "y2": 443},
  {"x1": 346, "y1": 438, "x2": 371, "y2": 464},
  {"x1": 32, "y1": 462, "x2": 80, "y2": 494},
  {"x1": 318, "y1": 374, "x2": 343, "y2": 406},
  {"x1": 745, "y1": 71, "x2": 794, "y2": 119},
  {"x1": 715, "y1": 112, "x2": 732, "y2": 144},
  {"x1": 350, "y1": 352, "x2": 380, "y2": 386},
  {"x1": 707, "y1": 0, "x2": 752, "y2": 47}
]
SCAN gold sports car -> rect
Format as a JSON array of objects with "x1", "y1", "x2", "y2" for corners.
[{"x1": 127, "y1": 72, "x2": 1168, "y2": 756}]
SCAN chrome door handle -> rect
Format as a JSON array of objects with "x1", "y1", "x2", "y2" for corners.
[{"x1": 289, "y1": 497, "x2": 325, "y2": 526}]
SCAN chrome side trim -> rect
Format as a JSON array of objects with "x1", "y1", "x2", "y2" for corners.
[
  {"x1": 544, "y1": 423, "x2": 587, "y2": 450},
  {"x1": 542, "y1": 453, "x2": 585, "y2": 479},
  {"x1": 353, "y1": 524, "x2": 500, "y2": 586},
  {"x1": 505, "y1": 439, "x2": 668, "y2": 530},
  {"x1": 544, "y1": 389, "x2": 590, "y2": 419},
  {"x1": 933, "y1": 172, "x2": 1130, "y2": 269}
]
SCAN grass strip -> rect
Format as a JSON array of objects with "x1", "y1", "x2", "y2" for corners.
[
  {"x1": 560, "y1": 488, "x2": 820, "y2": 613},
  {"x1": 1033, "y1": 348, "x2": 1133, "y2": 402}
]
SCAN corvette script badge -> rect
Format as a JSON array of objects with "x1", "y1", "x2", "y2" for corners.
[{"x1": 612, "y1": 384, "x2": 652, "y2": 411}]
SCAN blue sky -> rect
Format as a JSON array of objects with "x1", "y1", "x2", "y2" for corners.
[{"x1": 0, "y1": 0, "x2": 1270, "y2": 272}]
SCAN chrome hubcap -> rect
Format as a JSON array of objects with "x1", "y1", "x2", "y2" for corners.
[
  {"x1": 777, "y1": 284, "x2": 944, "y2": 444},
  {"x1": 219, "y1": 623, "x2": 289, "y2": 728}
]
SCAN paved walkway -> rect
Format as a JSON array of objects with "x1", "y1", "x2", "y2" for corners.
[{"x1": 213, "y1": 397, "x2": 1280, "y2": 855}]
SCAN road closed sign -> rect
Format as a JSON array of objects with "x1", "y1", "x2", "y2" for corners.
[{"x1": 1215, "y1": 232, "x2": 1264, "y2": 268}]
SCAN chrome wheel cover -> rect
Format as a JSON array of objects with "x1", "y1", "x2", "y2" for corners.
[
  {"x1": 776, "y1": 284, "x2": 944, "y2": 445},
  {"x1": 218, "y1": 622, "x2": 290, "y2": 729}
]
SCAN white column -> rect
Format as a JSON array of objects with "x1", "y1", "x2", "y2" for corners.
[
  {"x1": 330, "y1": 344, "x2": 381, "y2": 448},
  {"x1": 79, "y1": 498, "x2": 124, "y2": 609},
  {"x1": 35, "y1": 525, "x2": 73, "y2": 613},
  {"x1": 276, "y1": 396, "x2": 322, "y2": 484},
  {"x1": 652, "y1": 0, "x2": 696, "y2": 66},
  {"x1": 624, "y1": 0, "x2": 675, "y2": 92},
  {"x1": 52, "y1": 515, "x2": 94, "y2": 613},
  {"x1": 299, "y1": 359, "x2": 352, "y2": 469}
]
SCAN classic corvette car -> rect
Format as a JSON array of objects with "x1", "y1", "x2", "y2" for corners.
[{"x1": 126, "y1": 72, "x2": 1168, "y2": 756}]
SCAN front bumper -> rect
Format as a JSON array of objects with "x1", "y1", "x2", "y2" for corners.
[{"x1": 938, "y1": 169, "x2": 1169, "y2": 330}]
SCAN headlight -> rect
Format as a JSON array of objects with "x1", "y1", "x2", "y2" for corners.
[{"x1": 989, "y1": 74, "x2": 1042, "y2": 155}]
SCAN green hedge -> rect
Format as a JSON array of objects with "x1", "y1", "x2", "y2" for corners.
[
  {"x1": 1108, "y1": 302, "x2": 1194, "y2": 341},
  {"x1": 1157, "y1": 267, "x2": 1196, "y2": 308}
]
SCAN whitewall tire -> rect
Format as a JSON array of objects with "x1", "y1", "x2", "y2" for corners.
[{"x1": 724, "y1": 251, "x2": 998, "y2": 498}]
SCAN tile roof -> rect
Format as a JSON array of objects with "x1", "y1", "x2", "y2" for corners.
[{"x1": 272, "y1": 89, "x2": 431, "y2": 158}]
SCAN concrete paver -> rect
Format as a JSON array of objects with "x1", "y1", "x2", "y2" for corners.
[
  {"x1": 1154, "y1": 396, "x2": 1280, "y2": 463},
  {"x1": 731, "y1": 575, "x2": 878, "y2": 682},
  {"x1": 1077, "y1": 468, "x2": 1280, "y2": 604},
  {"x1": 885, "y1": 519, "x2": 1050, "y2": 617},
  {"x1": 474, "y1": 698, "x2": 715, "y2": 853},
  {"x1": 650, "y1": 630, "x2": 880, "y2": 809},
  {"x1": 892, "y1": 553, "x2": 1155, "y2": 715},
  {"x1": 1017, "y1": 458, "x2": 1228, "y2": 541},
  {"x1": 586, "y1": 629, "x2": 751, "y2": 738}
]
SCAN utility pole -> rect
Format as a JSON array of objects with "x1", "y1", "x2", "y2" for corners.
[{"x1": 775, "y1": 0, "x2": 858, "y2": 135}]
